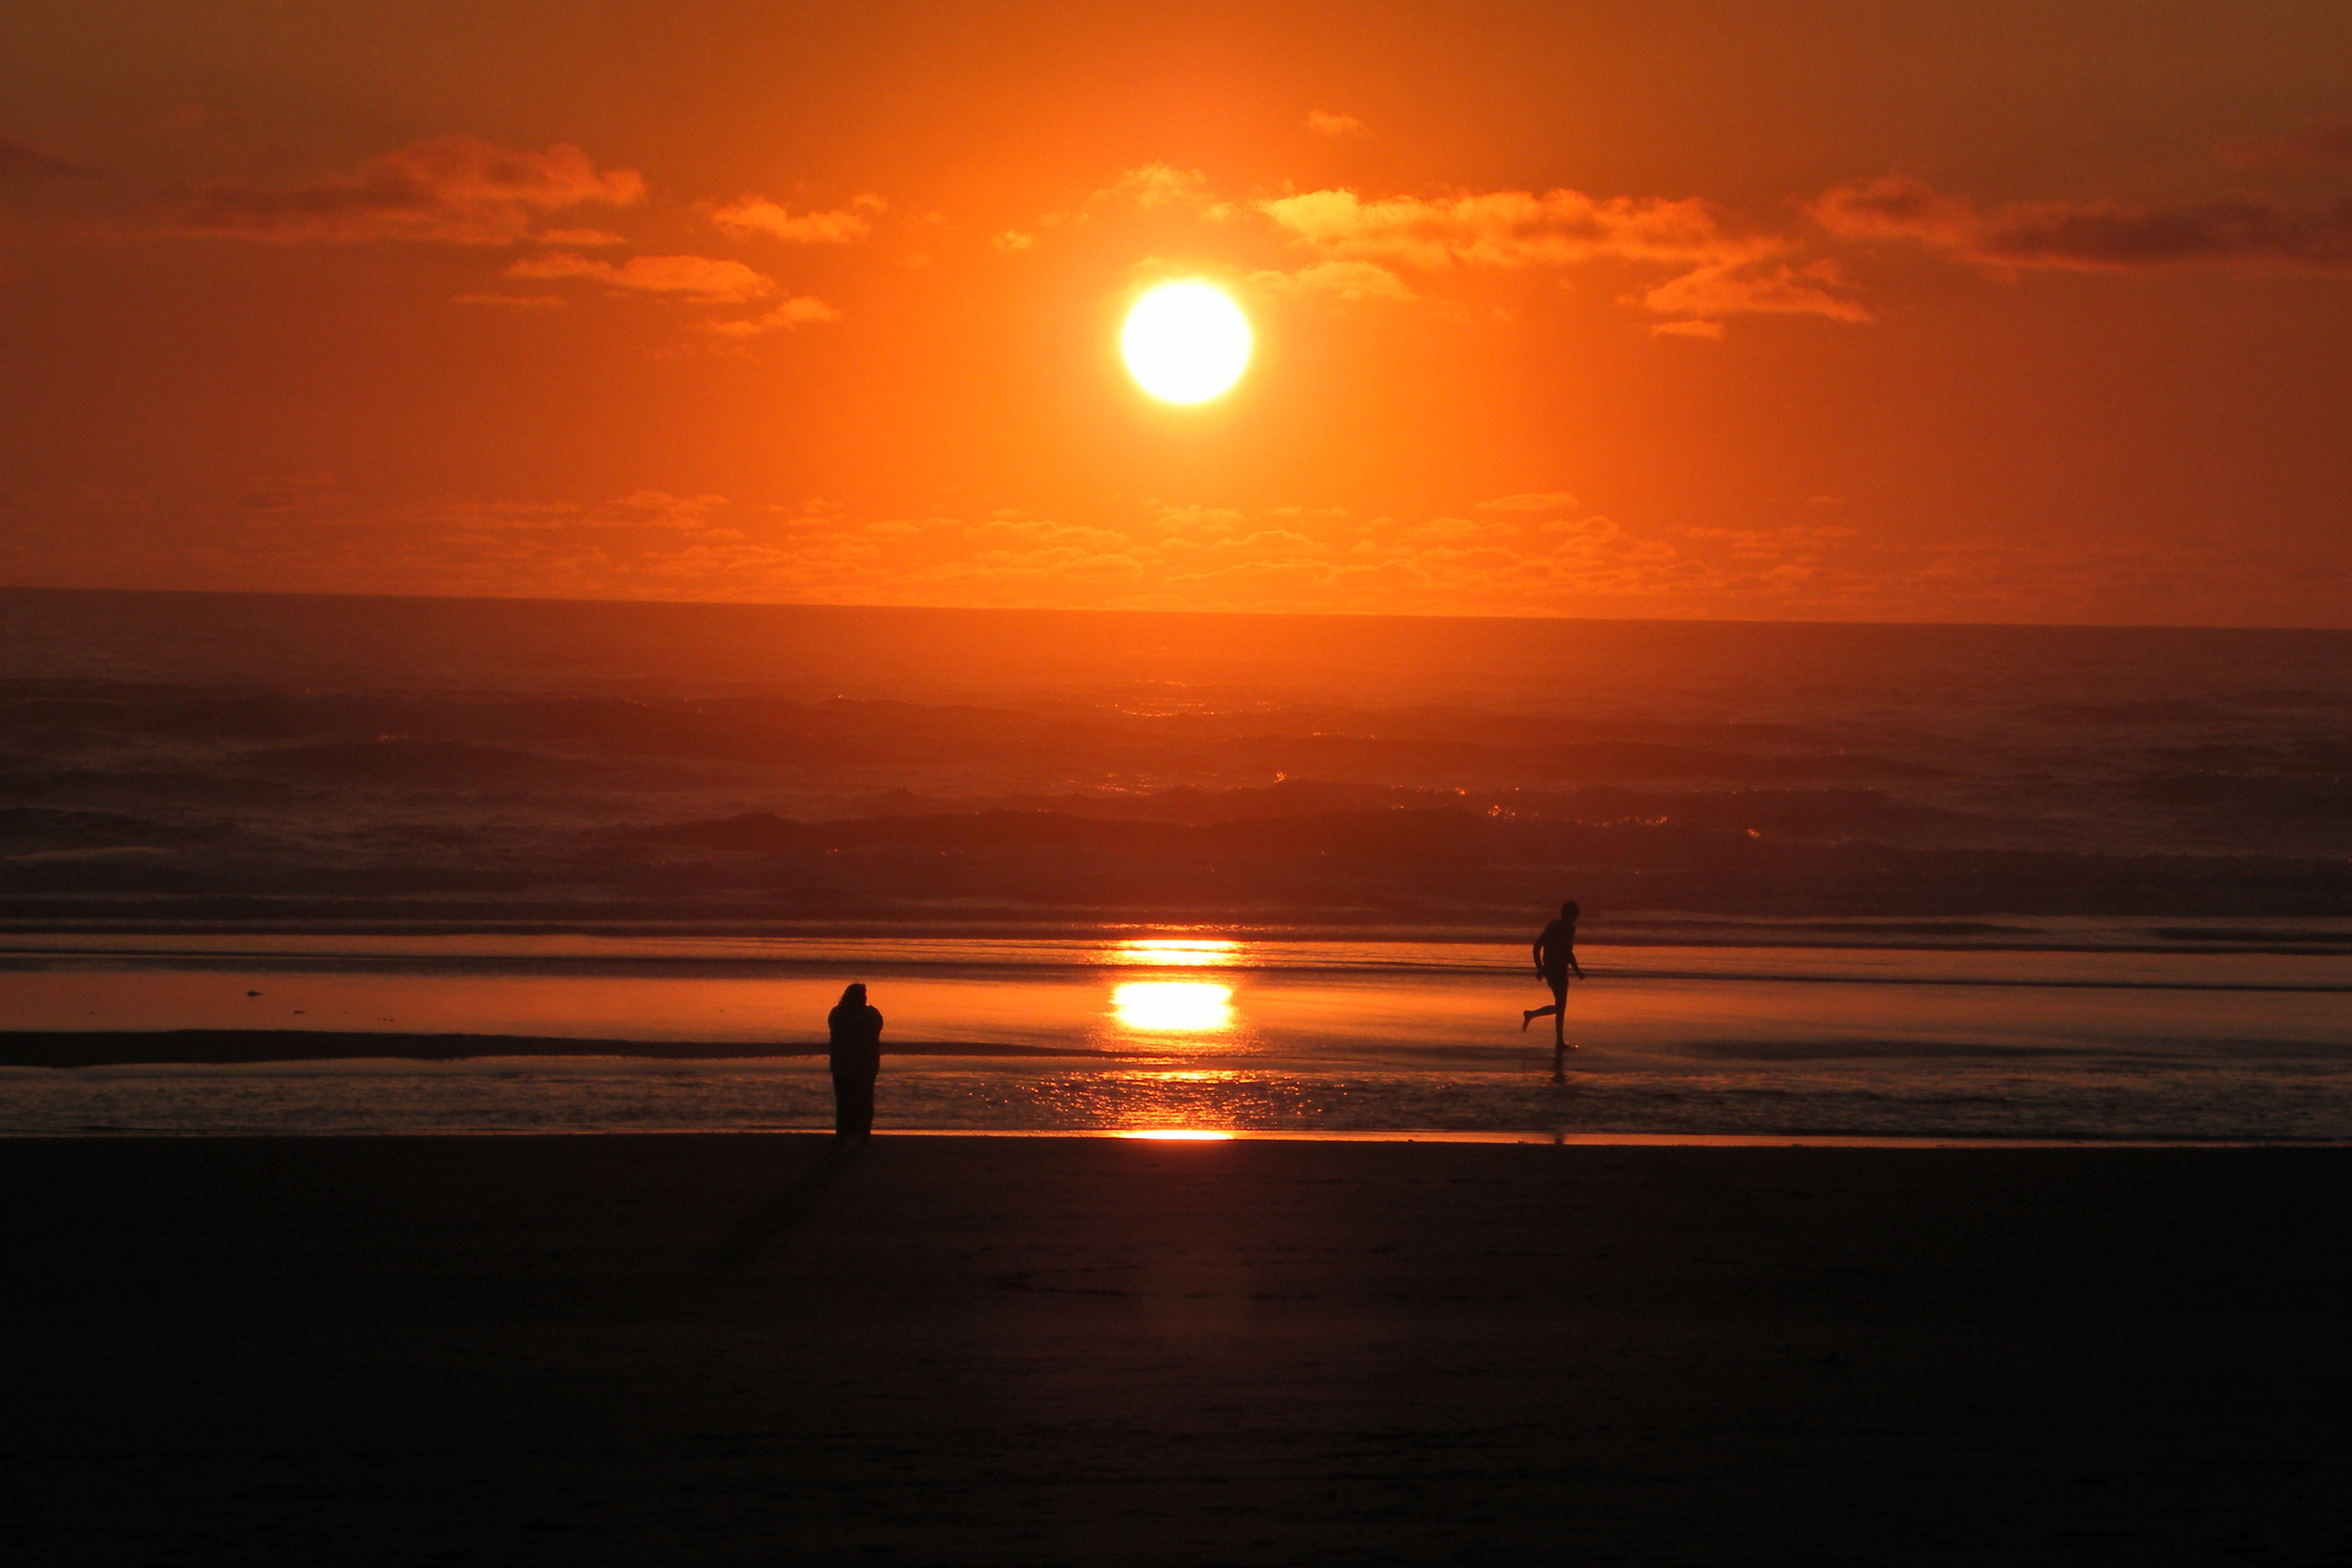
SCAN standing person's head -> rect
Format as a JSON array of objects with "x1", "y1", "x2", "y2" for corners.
[
  {"x1": 1559, "y1": 900, "x2": 1580, "y2": 923},
  {"x1": 838, "y1": 982, "x2": 867, "y2": 1007}
]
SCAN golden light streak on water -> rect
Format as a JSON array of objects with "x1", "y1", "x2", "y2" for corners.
[
  {"x1": 1110, "y1": 1130, "x2": 1237, "y2": 1141},
  {"x1": 1109, "y1": 939, "x2": 1244, "y2": 967},
  {"x1": 1110, "y1": 981, "x2": 1234, "y2": 1032}
]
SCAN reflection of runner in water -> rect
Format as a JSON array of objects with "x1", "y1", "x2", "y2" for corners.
[{"x1": 1521, "y1": 900, "x2": 1586, "y2": 1082}]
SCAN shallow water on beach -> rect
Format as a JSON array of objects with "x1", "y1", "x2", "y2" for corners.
[{"x1": 5, "y1": 934, "x2": 2348, "y2": 1140}]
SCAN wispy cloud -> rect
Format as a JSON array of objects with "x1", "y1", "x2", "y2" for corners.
[
  {"x1": 230, "y1": 472, "x2": 342, "y2": 513},
  {"x1": 506, "y1": 251, "x2": 772, "y2": 302},
  {"x1": 1018, "y1": 164, "x2": 1238, "y2": 238},
  {"x1": 1256, "y1": 260, "x2": 1415, "y2": 301},
  {"x1": 1258, "y1": 186, "x2": 1765, "y2": 271},
  {"x1": 1805, "y1": 175, "x2": 1977, "y2": 247},
  {"x1": 1257, "y1": 184, "x2": 1875, "y2": 330},
  {"x1": 1685, "y1": 521, "x2": 1857, "y2": 558},
  {"x1": 1475, "y1": 492, "x2": 1578, "y2": 513},
  {"x1": 1306, "y1": 110, "x2": 1372, "y2": 138},
  {"x1": 159, "y1": 135, "x2": 644, "y2": 245},
  {"x1": 709, "y1": 501, "x2": 1729, "y2": 614},
  {"x1": 580, "y1": 491, "x2": 731, "y2": 531},
  {"x1": 0, "y1": 138, "x2": 91, "y2": 181},
  {"x1": 1089, "y1": 163, "x2": 1233, "y2": 217},
  {"x1": 1628, "y1": 258, "x2": 1871, "y2": 323},
  {"x1": 435, "y1": 491, "x2": 736, "y2": 536},
  {"x1": 1810, "y1": 172, "x2": 2352, "y2": 274},
  {"x1": 39, "y1": 482, "x2": 2285, "y2": 622},
  {"x1": 2220, "y1": 115, "x2": 2352, "y2": 176},
  {"x1": 702, "y1": 295, "x2": 843, "y2": 337},
  {"x1": 1154, "y1": 504, "x2": 1248, "y2": 531},
  {"x1": 709, "y1": 194, "x2": 884, "y2": 243}
]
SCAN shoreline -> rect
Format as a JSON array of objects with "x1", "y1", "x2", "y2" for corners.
[
  {"x1": 6, "y1": 921, "x2": 2352, "y2": 956},
  {"x1": 0, "y1": 1027, "x2": 1132, "y2": 1069},
  {"x1": 10, "y1": 947, "x2": 2345, "y2": 1145},
  {"x1": 11, "y1": 1125, "x2": 2345, "y2": 1148}
]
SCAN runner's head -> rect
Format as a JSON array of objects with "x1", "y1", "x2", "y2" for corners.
[
  {"x1": 838, "y1": 982, "x2": 867, "y2": 1006},
  {"x1": 1559, "y1": 900, "x2": 1580, "y2": 922}
]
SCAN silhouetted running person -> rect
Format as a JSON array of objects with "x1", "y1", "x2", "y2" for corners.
[
  {"x1": 1521, "y1": 900, "x2": 1586, "y2": 1082},
  {"x1": 827, "y1": 982, "x2": 884, "y2": 1138}
]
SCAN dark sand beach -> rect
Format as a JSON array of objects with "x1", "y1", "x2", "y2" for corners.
[{"x1": 7, "y1": 1135, "x2": 2347, "y2": 1565}]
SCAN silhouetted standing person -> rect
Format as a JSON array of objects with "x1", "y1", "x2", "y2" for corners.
[
  {"x1": 1521, "y1": 900, "x2": 1585, "y2": 1082},
  {"x1": 827, "y1": 982, "x2": 884, "y2": 1138}
]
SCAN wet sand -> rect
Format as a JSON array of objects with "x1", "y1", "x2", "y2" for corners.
[
  {"x1": 6, "y1": 1135, "x2": 2348, "y2": 1565},
  {"x1": 0, "y1": 1030, "x2": 1120, "y2": 1068}
]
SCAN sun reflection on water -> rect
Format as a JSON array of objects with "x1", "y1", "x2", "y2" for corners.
[
  {"x1": 1109, "y1": 938, "x2": 1243, "y2": 967},
  {"x1": 1110, "y1": 981, "x2": 1233, "y2": 1033},
  {"x1": 1111, "y1": 1129, "x2": 1236, "y2": 1141}
]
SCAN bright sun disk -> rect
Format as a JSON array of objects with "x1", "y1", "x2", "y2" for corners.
[{"x1": 1120, "y1": 280, "x2": 1251, "y2": 404}]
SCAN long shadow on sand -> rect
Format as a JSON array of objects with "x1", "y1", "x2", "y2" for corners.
[{"x1": 697, "y1": 1136, "x2": 866, "y2": 1275}]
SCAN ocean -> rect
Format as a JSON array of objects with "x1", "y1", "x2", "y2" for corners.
[{"x1": 4, "y1": 587, "x2": 2348, "y2": 1140}]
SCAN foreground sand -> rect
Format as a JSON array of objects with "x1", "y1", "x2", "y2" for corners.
[{"x1": 6, "y1": 1135, "x2": 2347, "y2": 1565}]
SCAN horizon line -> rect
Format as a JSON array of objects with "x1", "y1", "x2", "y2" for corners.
[{"x1": 3, "y1": 580, "x2": 2346, "y2": 638}]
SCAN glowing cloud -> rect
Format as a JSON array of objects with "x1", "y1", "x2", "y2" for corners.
[
  {"x1": 507, "y1": 252, "x2": 774, "y2": 302},
  {"x1": 703, "y1": 296, "x2": 844, "y2": 337},
  {"x1": 710, "y1": 194, "x2": 884, "y2": 244},
  {"x1": 1259, "y1": 186, "x2": 1761, "y2": 271}
]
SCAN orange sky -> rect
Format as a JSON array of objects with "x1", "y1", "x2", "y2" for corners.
[{"x1": 3, "y1": 1, "x2": 2348, "y2": 626}]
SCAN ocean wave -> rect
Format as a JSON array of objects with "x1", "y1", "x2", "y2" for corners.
[
  {"x1": 0, "y1": 805, "x2": 206, "y2": 850},
  {"x1": 808, "y1": 780, "x2": 1994, "y2": 841},
  {"x1": 8, "y1": 600, "x2": 2352, "y2": 927},
  {"x1": 0, "y1": 766, "x2": 303, "y2": 808},
  {"x1": 2137, "y1": 770, "x2": 2352, "y2": 820},
  {"x1": 243, "y1": 737, "x2": 609, "y2": 786}
]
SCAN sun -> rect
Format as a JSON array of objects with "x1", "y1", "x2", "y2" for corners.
[{"x1": 1120, "y1": 280, "x2": 1251, "y2": 404}]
